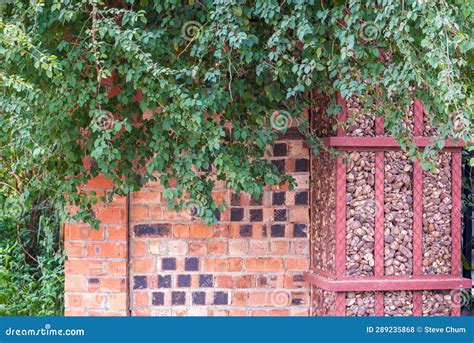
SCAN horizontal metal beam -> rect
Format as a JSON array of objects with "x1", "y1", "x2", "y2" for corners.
[{"x1": 304, "y1": 272, "x2": 471, "y2": 292}]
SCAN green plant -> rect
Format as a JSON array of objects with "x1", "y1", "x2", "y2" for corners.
[{"x1": 0, "y1": 0, "x2": 472, "y2": 228}]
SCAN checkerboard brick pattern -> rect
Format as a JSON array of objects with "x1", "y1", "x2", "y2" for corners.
[{"x1": 64, "y1": 135, "x2": 310, "y2": 316}]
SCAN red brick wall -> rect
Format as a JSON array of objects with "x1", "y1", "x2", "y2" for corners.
[{"x1": 64, "y1": 136, "x2": 311, "y2": 316}]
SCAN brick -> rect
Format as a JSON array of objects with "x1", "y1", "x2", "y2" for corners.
[
  {"x1": 274, "y1": 209, "x2": 287, "y2": 222},
  {"x1": 289, "y1": 208, "x2": 309, "y2": 222},
  {"x1": 295, "y1": 159, "x2": 309, "y2": 172},
  {"x1": 108, "y1": 261, "x2": 127, "y2": 276},
  {"x1": 149, "y1": 241, "x2": 165, "y2": 255},
  {"x1": 168, "y1": 240, "x2": 188, "y2": 255},
  {"x1": 192, "y1": 292, "x2": 206, "y2": 305},
  {"x1": 152, "y1": 292, "x2": 164, "y2": 306},
  {"x1": 189, "y1": 224, "x2": 213, "y2": 238},
  {"x1": 290, "y1": 241, "x2": 308, "y2": 255},
  {"x1": 182, "y1": 257, "x2": 198, "y2": 271},
  {"x1": 65, "y1": 275, "x2": 84, "y2": 292},
  {"x1": 133, "y1": 275, "x2": 147, "y2": 289},
  {"x1": 65, "y1": 259, "x2": 106, "y2": 276},
  {"x1": 246, "y1": 258, "x2": 284, "y2": 272},
  {"x1": 249, "y1": 241, "x2": 269, "y2": 255},
  {"x1": 272, "y1": 192, "x2": 285, "y2": 206},
  {"x1": 172, "y1": 292, "x2": 186, "y2": 305},
  {"x1": 229, "y1": 240, "x2": 248, "y2": 255},
  {"x1": 132, "y1": 259, "x2": 155, "y2": 274},
  {"x1": 232, "y1": 292, "x2": 247, "y2": 306},
  {"x1": 273, "y1": 143, "x2": 288, "y2": 156},
  {"x1": 248, "y1": 292, "x2": 266, "y2": 306},
  {"x1": 205, "y1": 258, "x2": 242, "y2": 272},
  {"x1": 150, "y1": 207, "x2": 164, "y2": 220},
  {"x1": 199, "y1": 274, "x2": 213, "y2": 287},
  {"x1": 177, "y1": 274, "x2": 191, "y2": 287},
  {"x1": 130, "y1": 207, "x2": 149, "y2": 222},
  {"x1": 134, "y1": 223, "x2": 171, "y2": 238},
  {"x1": 132, "y1": 190, "x2": 160, "y2": 204},
  {"x1": 161, "y1": 258, "x2": 176, "y2": 271},
  {"x1": 214, "y1": 292, "x2": 229, "y2": 305},
  {"x1": 65, "y1": 224, "x2": 104, "y2": 241},
  {"x1": 108, "y1": 293, "x2": 127, "y2": 310},
  {"x1": 157, "y1": 275, "x2": 171, "y2": 288},
  {"x1": 107, "y1": 225, "x2": 127, "y2": 241},
  {"x1": 65, "y1": 242, "x2": 84, "y2": 258},
  {"x1": 95, "y1": 207, "x2": 126, "y2": 224},
  {"x1": 233, "y1": 275, "x2": 254, "y2": 288},
  {"x1": 173, "y1": 225, "x2": 190, "y2": 238},
  {"x1": 239, "y1": 225, "x2": 252, "y2": 237},
  {"x1": 249, "y1": 209, "x2": 263, "y2": 222},
  {"x1": 287, "y1": 258, "x2": 309, "y2": 271},
  {"x1": 271, "y1": 241, "x2": 289, "y2": 255},
  {"x1": 188, "y1": 242, "x2": 207, "y2": 256},
  {"x1": 293, "y1": 224, "x2": 308, "y2": 237},
  {"x1": 86, "y1": 242, "x2": 126, "y2": 258},
  {"x1": 133, "y1": 292, "x2": 149, "y2": 308},
  {"x1": 215, "y1": 275, "x2": 233, "y2": 288},
  {"x1": 270, "y1": 224, "x2": 285, "y2": 237},
  {"x1": 230, "y1": 208, "x2": 244, "y2": 221},
  {"x1": 294, "y1": 191, "x2": 308, "y2": 205},
  {"x1": 208, "y1": 241, "x2": 227, "y2": 255}
]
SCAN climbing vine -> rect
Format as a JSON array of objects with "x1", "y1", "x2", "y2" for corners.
[{"x1": 0, "y1": 0, "x2": 472, "y2": 226}]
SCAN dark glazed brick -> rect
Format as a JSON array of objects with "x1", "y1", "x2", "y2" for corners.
[
  {"x1": 272, "y1": 159, "x2": 285, "y2": 173},
  {"x1": 273, "y1": 143, "x2": 288, "y2": 157},
  {"x1": 274, "y1": 209, "x2": 287, "y2": 222},
  {"x1": 231, "y1": 193, "x2": 240, "y2": 206},
  {"x1": 249, "y1": 209, "x2": 263, "y2": 222},
  {"x1": 134, "y1": 224, "x2": 171, "y2": 237},
  {"x1": 177, "y1": 274, "x2": 191, "y2": 287},
  {"x1": 230, "y1": 208, "x2": 244, "y2": 221},
  {"x1": 213, "y1": 292, "x2": 229, "y2": 305},
  {"x1": 199, "y1": 274, "x2": 213, "y2": 287},
  {"x1": 185, "y1": 257, "x2": 199, "y2": 271},
  {"x1": 292, "y1": 298, "x2": 303, "y2": 305},
  {"x1": 157, "y1": 275, "x2": 171, "y2": 288},
  {"x1": 133, "y1": 275, "x2": 147, "y2": 289},
  {"x1": 272, "y1": 192, "x2": 285, "y2": 206},
  {"x1": 239, "y1": 225, "x2": 253, "y2": 237},
  {"x1": 213, "y1": 209, "x2": 221, "y2": 221},
  {"x1": 295, "y1": 191, "x2": 308, "y2": 205},
  {"x1": 162, "y1": 258, "x2": 176, "y2": 271},
  {"x1": 88, "y1": 278, "x2": 99, "y2": 284},
  {"x1": 271, "y1": 224, "x2": 285, "y2": 237},
  {"x1": 193, "y1": 292, "x2": 206, "y2": 305},
  {"x1": 172, "y1": 292, "x2": 186, "y2": 305},
  {"x1": 293, "y1": 275, "x2": 304, "y2": 282},
  {"x1": 295, "y1": 159, "x2": 309, "y2": 172},
  {"x1": 294, "y1": 224, "x2": 307, "y2": 237},
  {"x1": 152, "y1": 292, "x2": 164, "y2": 306}
]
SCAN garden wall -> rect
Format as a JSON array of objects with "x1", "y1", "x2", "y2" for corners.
[{"x1": 64, "y1": 130, "x2": 311, "y2": 316}]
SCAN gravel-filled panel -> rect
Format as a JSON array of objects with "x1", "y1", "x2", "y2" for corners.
[
  {"x1": 311, "y1": 150, "x2": 336, "y2": 273},
  {"x1": 346, "y1": 291, "x2": 375, "y2": 316},
  {"x1": 384, "y1": 152, "x2": 413, "y2": 276},
  {"x1": 312, "y1": 287, "x2": 336, "y2": 316},
  {"x1": 422, "y1": 290, "x2": 452, "y2": 316},
  {"x1": 346, "y1": 152, "x2": 375, "y2": 276},
  {"x1": 345, "y1": 96, "x2": 375, "y2": 137},
  {"x1": 422, "y1": 153, "x2": 452, "y2": 275},
  {"x1": 384, "y1": 291, "x2": 413, "y2": 316}
]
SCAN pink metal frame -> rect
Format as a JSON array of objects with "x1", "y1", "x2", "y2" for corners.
[{"x1": 306, "y1": 95, "x2": 468, "y2": 316}]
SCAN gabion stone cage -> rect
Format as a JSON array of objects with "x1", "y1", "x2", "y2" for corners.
[{"x1": 305, "y1": 92, "x2": 470, "y2": 316}]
